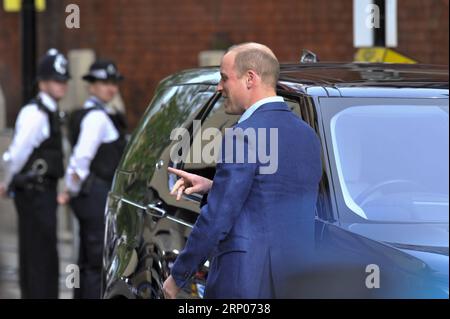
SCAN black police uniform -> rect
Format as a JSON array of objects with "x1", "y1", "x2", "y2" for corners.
[
  {"x1": 7, "y1": 49, "x2": 69, "y2": 298},
  {"x1": 66, "y1": 60, "x2": 126, "y2": 299}
]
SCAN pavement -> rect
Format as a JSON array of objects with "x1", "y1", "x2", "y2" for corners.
[{"x1": 0, "y1": 197, "x2": 77, "y2": 299}]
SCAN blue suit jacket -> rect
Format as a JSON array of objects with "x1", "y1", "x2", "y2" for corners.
[{"x1": 171, "y1": 101, "x2": 322, "y2": 298}]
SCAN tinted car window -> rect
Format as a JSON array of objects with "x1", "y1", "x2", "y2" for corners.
[
  {"x1": 114, "y1": 85, "x2": 214, "y2": 198},
  {"x1": 320, "y1": 97, "x2": 449, "y2": 223},
  {"x1": 181, "y1": 97, "x2": 238, "y2": 177}
]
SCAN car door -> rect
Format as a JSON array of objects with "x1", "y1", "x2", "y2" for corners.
[{"x1": 103, "y1": 83, "x2": 217, "y2": 298}]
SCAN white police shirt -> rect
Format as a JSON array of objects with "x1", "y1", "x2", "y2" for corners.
[
  {"x1": 1, "y1": 92, "x2": 57, "y2": 187},
  {"x1": 64, "y1": 96, "x2": 119, "y2": 195}
]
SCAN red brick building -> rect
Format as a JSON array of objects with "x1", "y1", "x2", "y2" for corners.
[{"x1": 0, "y1": 0, "x2": 448, "y2": 128}]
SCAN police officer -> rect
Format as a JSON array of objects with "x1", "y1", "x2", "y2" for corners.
[
  {"x1": 0, "y1": 49, "x2": 69, "y2": 298},
  {"x1": 58, "y1": 59, "x2": 127, "y2": 299}
]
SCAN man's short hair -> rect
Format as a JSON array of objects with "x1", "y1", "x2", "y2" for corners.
[{"x1": 228, "y1": 43, "x2": 280, "y2": 89}]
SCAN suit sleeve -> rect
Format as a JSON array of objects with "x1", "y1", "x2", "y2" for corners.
[{"x1": 171, "y1": 130, "x2": 257, "y2": 288}]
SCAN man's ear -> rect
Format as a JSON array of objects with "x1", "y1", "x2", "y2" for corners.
[{"x1": 246, "y1": 70, "x2": 258, "y2": 89}]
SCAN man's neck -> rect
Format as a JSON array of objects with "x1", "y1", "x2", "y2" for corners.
[{"x1": 244, "y1": 91, "x2": 277, "y2": 111}]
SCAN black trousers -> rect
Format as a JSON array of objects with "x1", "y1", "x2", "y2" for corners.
[
  {"x1": 14, "y1": 187, "x2": 59, "y2": 299},
  {"x1": 70, "y1": 176, "x2": 110, "y2": 299}
]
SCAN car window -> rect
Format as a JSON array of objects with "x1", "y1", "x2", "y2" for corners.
[
  {"x1": 321, "y1": 98, "x2": 449, "y2": 224},
  {"x1": 285, "y1": 99, "x2": 302, "y2": 118},
  {"x1": 181, "y1": 97, "x2": 238, "y2": 180},
  {"x1": 115, "y1": 85, "x2": 214, "y2": 198}
]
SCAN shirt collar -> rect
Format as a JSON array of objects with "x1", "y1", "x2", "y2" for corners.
[
  {"x1": 83, "y1": 96, "x2": 117, "y2": 114},
  {"x1": 38, "y1": 92, "x2": 58, "y2": 112},
  {"x1": 238, "y1": 96, "x2": 284, "y2": 124},
  {"x1": 84, "y1": 95, "x2": 106, "y2": 109}
]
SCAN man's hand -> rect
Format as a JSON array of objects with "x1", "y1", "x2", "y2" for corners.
[
  {"x1": 163, "y1": 275, "x2": 181, "y2": 299},
  {"x1": 168, "y1": 167, "x2": 213, "y2": 200},
  {"x1": 0, "y1": 183, "x2": 7, "y2": 198},
  {"x1": 57, "y1": 190, "x2": 70, "y2": 205}
]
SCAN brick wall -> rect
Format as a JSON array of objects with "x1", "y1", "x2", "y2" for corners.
[
  {"x1": 0, "y1": 8, "x2": 21, "y2": 127},
  {"x1": 1, "y1": 0, "x2": 448, "y2": 129},
  {"x1": 397, "y1": 0, "x2": 449, "y2": 65}
]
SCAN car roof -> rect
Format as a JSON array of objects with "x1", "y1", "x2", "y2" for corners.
[{"x1": 159, "y1": 63, "x2": 449, "y2": 99}]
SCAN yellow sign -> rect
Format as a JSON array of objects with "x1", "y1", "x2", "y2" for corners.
[
  {"x1": 355, "y1": 48, "x2": 416, "y2": 64},
  {"x1": 3, "y1": 0, "x2": 46, "y2": 12}
]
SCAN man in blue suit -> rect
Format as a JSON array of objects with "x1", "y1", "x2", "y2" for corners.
[{"x1": 163, "y1": 43, "x2": 322, "y2": 298}]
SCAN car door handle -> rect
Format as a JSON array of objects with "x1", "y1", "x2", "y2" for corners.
[
  {"x1": 146, "y1": 202, "x2": 166, "y2": 219},
  {"x1": 146, "y1": 203, "x2": 194, "y2": 228},
  {"x1": 117, "y1": 195, "x2": 193, "y2": 228}
]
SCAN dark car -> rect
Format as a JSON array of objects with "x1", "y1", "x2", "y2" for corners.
[{"x1": 102, "y1": 62, "x2": 449, "y2": 299}]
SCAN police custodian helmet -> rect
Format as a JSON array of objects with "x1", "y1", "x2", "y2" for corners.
[
  {"x1": 82, "y1": 59, "x2": 124, "y2": 83},
  {"x1": 37, "y1": 48, "x2": 71, "y2": 82}
]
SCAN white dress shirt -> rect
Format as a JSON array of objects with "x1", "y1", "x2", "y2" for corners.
[
  {"x1": 64, "y1": 96, "x2": 119, "y2": 194},
  {"x1": 238, "y1": 96, "x2": 285, "y2": 124},
  {"x1": 1, "y1": 92, "x2": 57, "y2": 187}
]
